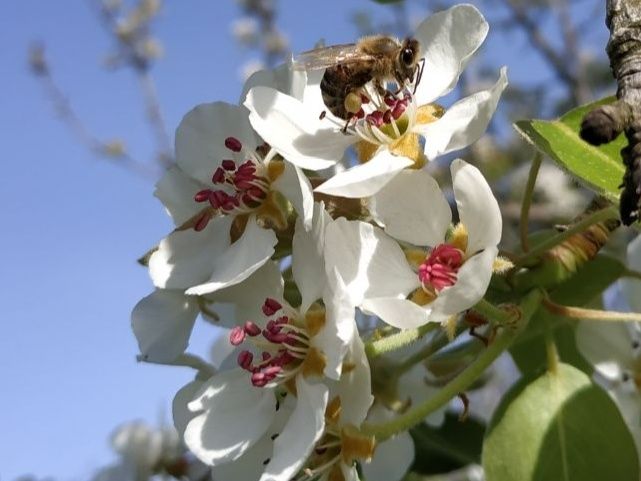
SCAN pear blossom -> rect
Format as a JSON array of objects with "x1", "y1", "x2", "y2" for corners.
[
  {"x1": 167, "y1": 204, "x2": 358, "y2": 475},
  {"x1": 92, "y1": 422, "x2": 188, "y2": 481},
  {"x1": 244, "y1": 4, "x2": 507, "y2": 198},
  {"x1": 283, "y1": 322, "x2": 374, "y2": 481},
  {"x1": 132, "y1": 260, "x2": 283, "y2": 364},
  {"x1": 325, "y1": 159, "x2": 501, "y2": 328}
]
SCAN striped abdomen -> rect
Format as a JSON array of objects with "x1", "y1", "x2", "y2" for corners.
[{"x1": 321, "y1": 62, "x2": 374, "y2": 120}]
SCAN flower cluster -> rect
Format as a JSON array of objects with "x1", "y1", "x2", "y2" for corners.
[{"x1": 132, "y1": 5, "x2": 507, "y2": 481}]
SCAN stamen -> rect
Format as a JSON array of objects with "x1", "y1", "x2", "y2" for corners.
[
  {"x1": 224, "y1": 137, "x2": 242, "y2": 152},
  {"x1": 229, "y1": 326, "x2": 246, "y2": 346},
  {"x1": 418, "y1": 244, "x2": 464, "y2": 293},
  {"x1": 262, "y1": 298, "x2": 283, "y2": 316}
]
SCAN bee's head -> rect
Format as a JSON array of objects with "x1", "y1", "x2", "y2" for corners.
[{"x1": 396, "y1": 38, "x2": 421, "y2": 84}]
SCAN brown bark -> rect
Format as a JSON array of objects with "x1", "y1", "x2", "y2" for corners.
[{"x1": 580, "y1": 0, "x2": 641, "y2": 225}]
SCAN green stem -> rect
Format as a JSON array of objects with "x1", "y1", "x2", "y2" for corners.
[
  {"x1": 362, "y1": 290, "x2": 542, "y2": 441},
  {"x1": 472, "y1": 299, "x2": 514, "y2": 325},
  {"x1": 520, "y1": 151, "x2": 543, "y2": 253},
  {"x1": 622, "y1": 268, "x2": 641, "y2": 282},
  {"x1": 515, "y1": 206, "x2": 618, "y2": 266},
  {"x1": 394, "y1": 323, "x2": 466, "y2": 375},
  {"x1": 365, "y1": 323, "x2": 438, "y2": 359}
]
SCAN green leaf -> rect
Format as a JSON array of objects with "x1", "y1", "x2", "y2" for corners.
[
  {"x1": 514, "y1": 97, "x2": 626, "y2": 203},
  {"x1": 483, "y1": 363, "x2": 639, "y2": 481},
  {"x1": 411, "y1": 413, "x2": 485, "y2": 475},
  {"x1": 510, "y1": 254, "x2": 625, "y2": 375}
]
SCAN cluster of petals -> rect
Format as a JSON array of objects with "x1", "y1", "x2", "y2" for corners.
[
  {"x1": 325, "y1": 159, "x2": 502, "y2": 328},
  {"x1": 244, "y1": 3, "x2": 508, "y2": 199},
  {"x1": 129, "y1": 4, "x2": 509, "y2": 481}
]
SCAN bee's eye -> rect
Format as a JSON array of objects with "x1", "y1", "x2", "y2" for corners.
[{"x1": 402, "y1": 48, "x2": 414, "y2": 66}]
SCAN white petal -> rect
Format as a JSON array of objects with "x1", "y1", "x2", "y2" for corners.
[
  {"x1": 240, "y1": 57, "x2": 307, "y2": 103},
  {"x1": 362, "y1": 406, "x2": 414, "y2": 481},
  {"x1": 314, "y1": 151, "x2": 413, "y2": 198},
  {"x1": 259, "y1": 377, "x2": 328, "y2": 481},
  {"x1": 337, "y1": 327, "x2": 374, "y2": 425},
  {"x1": 184, "y1": 369, "x2": 276, "y2": 465},
  {"x1": 211, "y1": 399, "x2": 295, "y2": 481},
  {"x1": 576, "y1": 321, "x2": 637, "y2": 377},
  {"x1": 187, "y1": 218, "x2": 277, "y2": 296},
  {"x1": 293, "y1": 202, "x2": 331, "y2": 313},
  {"x1": 273, "y1": 161, "x2": 314, "y2": 230},
  {"x1": 623, "y1": 235, "x2": 641, "y2": 313},
  {"x1": 315, "y1": 270, "x2": 357, "y2": 380},
  {"x1": 209, "y1": 260, "x2": 284, "y2": 326},
  {"x1": 451, "y1": 159, "x2": 502, "y2": 253},
  {"x1": 149, "y1": 215, "x2": 234, "y2": 289},
  {"x1": 176, "y1": 102, "x2": 259, "y2": 185},
  {"x1": 414, "y1": 4, "x2": 489, "y2": 105},
  {"x1": 154, "y1": 166, "x2": 206, "y2": 226},
  {"x1": 324, "y1": 218, "x2": 419, "y2": 304},
  {"x1": 245, "y1": 86, "x2": 354, "y2": 170},
  {"x1": 361, "y1": 297, "x2": 433, "y2": 329},
  {"x1": 370, "y1": 169, "x2": 451, "y2": 246},
  {"x1": 429, "y1": 247, "x2": 498, "y2": 321},
  {"x1": 131, "y1": 290, "x2": 199, "y2": 363},
  {"x1": 173, "y1": 380, "x2": 204, "y2": 437},
  {"x1": 418, "y1": 67, "x2": 508, "y2": 160}
]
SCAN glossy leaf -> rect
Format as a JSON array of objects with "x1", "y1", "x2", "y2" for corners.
[
  {"x1": 483, "y1": 363, "x2": 639, "y2": 481},
  {"x1": 411, "y1": 413, "x2": 485, "y2": 475},
  {"x1": 514, "y1": 97, "x2": 626, "y2": 203}
]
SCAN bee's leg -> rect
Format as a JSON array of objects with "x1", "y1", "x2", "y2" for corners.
[
  {"x1": 373, "y1": 79, "x2": 386, "y2": 97},
  {"x1": 413, "y1": 58, "x2": 426, "y2": 95},
  {"x1": 341, "y1": 118, "x2": 350, "y2": 134}
]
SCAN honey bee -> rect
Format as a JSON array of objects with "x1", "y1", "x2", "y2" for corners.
[{"x1": 295, "y1": 35, "x2": 423, "y2": 122}]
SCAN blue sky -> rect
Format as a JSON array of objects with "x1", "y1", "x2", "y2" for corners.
[{"x1": 0, "y1": 1, "x2": 608, "y2": 480}]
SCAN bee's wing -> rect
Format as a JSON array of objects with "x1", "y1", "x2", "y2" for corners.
[{"x1": 293, "y1": 44, "x2": 375, "y2": 71}]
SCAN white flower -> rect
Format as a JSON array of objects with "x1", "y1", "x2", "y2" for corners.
[
  {"x1": 244, "y1": 4, "x2": 507, "y2": 197},
  {"x1": 281, "y1": 322, "x2": 375, "y2": 481},
  {"x1": 325, "y1": 159, "x2": 501, "y2": 328},
  {"x1": 148, "y1": 101, "x2": 313, "y2": 297},
  {"x1": 169, "y1": 204, "x2": 357, "y2": 474},
  {"x1": 92, "y1": 422, "x2": 186, "y2": 481},
  {"x1": 577, "y1": 235, "x2": 641, "y2": 457}
]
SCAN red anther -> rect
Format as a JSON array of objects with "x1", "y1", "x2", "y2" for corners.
[
  {"x1": 262, "y1": 351, "x2": 272, "y2": 361},
  {"x1": 263, "y1": 330, "x2": 288, "y2": 344},
  {"x1": 355, "y1": 108, "x2": 365, "y2": 119},
  {"x1": 418, "y1": 244, "x2": 464, "y2": 292},
  {"x1": 360, "y1": 94, "x2": 370, "y2": 104},
  {"x1": 392, "y1": 102, "x2": 406, "y2": 120},
  {"x1": 251, "y1": 372, "x2": 268, "y2": 387},
  {"x1": 229, "y1": 326, "x2": 246, "y2": 346},
  {"x1": 194, "y1": 213, "x2": 211, "y2": 232},
  {"x1": 244, "y1": 321, "x2": 261, "y2": 336},
  {"x1": 262, "y1": 298, "x2": 282, "y2": 316},
  {"x1": 263, "y1": 365, "x2": 283, "y2": 377},
  {"x1": 194, "y1": 189, "x2": 212, "y2": 203},
  {"x1": 383, "y1": 110, "x2": 392, "y2": 124},
  {"x1": 237, "y1": 160, "x2": 256, "y2": 173},
  {"x1": 237, "y1": 350, "x2": 253, "y2": 370},
  {"x1": 275, "y1": 315, "x2": 289, "y2": 325},
  {"x1": 384, "y1": 95, "x2": 396, "y2": 106},
  {"x1": 209, "y1": 190, "x2": 228, "y2": 209},
  {"x1": 222, "y1": 159, "x2": 236, "y2": 171},
  {"x1": 366, "y1": 111, "x2": 384, "y2": 127},
  {"x1": 266, "y1": 320, "x2": 282, "y2": 334},
  {"x1": 225, "y1": 137, "x2": 242, "y2": 152},
  {"x1": 211, "y1": 167, "x2": 225, "y2": 184}
]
